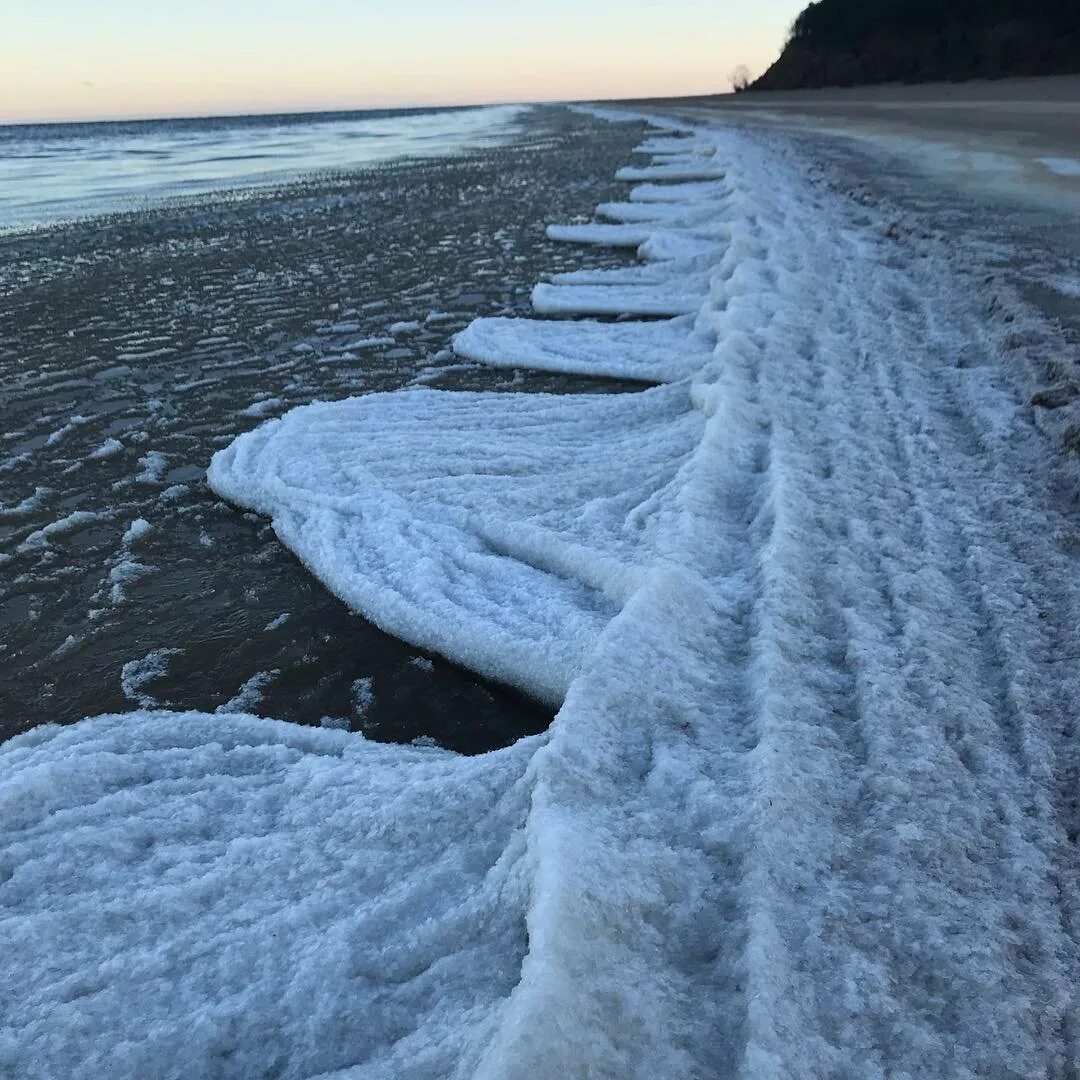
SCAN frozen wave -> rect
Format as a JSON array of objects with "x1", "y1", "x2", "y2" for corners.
[
  {"x1": 531, "y1": 280, "x2": 703, "y2": 317},
  {"x1": 207, "y1": 384, "x2": 701, "y2": 707},
  {"x1": 4, "y1": 114, "x2": 1080, "y2": 1077},
  {"x1": 545, "y1": 222, "x2": 651, "y2": 247},
  {"x1": 615, "y1": 160, "x2": 726, "y2": 182},
  {"x1": 452, "y1": 316, "x2": 710, "y2": 382},
  {"x1": 1, "y1": 712, "x2": 538, "y2": 1078}
]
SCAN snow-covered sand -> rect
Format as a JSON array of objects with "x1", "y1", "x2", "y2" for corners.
[{"x1": 4, "y1": 115, "x2": 1080, "y2": 1077}]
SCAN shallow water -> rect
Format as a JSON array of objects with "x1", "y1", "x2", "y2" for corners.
[
  {"x1": 0, "y1": 106, "x2": 650, "y2": 752},
  {"x1": 0, "y1": 104, "x2": 530, "y2": 232}
]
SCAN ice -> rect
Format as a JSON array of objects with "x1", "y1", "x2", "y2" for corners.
[
  {"x1": 0, "y1": 712, "x2": 539, "y2": 1079},
  {"x1": 531, "y1": 281, "x2": 704, "y2": 317},
  {"x1": 628, "y1": 179, "x2": 729, "y2": 203},
  {"x1": 239, "y1": 397, "x2": 284, "y2": 419},
  {"x1": 215, "y1": 669, "x2": 280, "y2": 715},
  {"x1": 16, "y1": 510, "x2": 102, "y2": 553},
  {"x1": 351, "y1": 676, "x2": 375, "y2": 718},
  {"x1": 121, "y1": 518, "x2": 152, "y2": 545},
  {"x1": 548, "y1": 261, "x2": 703, "y2": 286},
  {"x1": 0, "y1": 486, "x2": 48, "y2": 520},
  {"x1": 89, "y1": 437, "x2": 124, "y2": 460},
  {"x1": 544, "y1": 222, "x2": 652, "y2": 247},
  {"x1": 596, "y1": 200, "x2": 713, "y2": 224},
  {"x1": 4, "y1": 113, "x2": 1080, "y2": 1078},
  {"x1": 135, "y1": 450, "x2": 167, "y2": 484},
  {"x1": 44, "y1": 414, "x2": 93, "y2": 448},
  {"x1": 119, "y1": 648, "x2": 180, "y2": 707},
  {"x1": 453, "y1": 316, "x2": 710, "y2": 382},
  {"x1": 108, "y1": 556, "x2": 153, "y2": 603},
  {"x1": 615, "y1": 160, "x2": 726, "y2": 182},
  {"x1": 1039, "y1": 156, "x2": 1080, "y2": 178},
  {"x1": 343, "y1": 336, "x2": 396, "y2": 349},
  {"x1": 207, "y1": 383, "x2": 701, "y2": 706}
]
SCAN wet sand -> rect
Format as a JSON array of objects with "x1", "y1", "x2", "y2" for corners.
[
  {"x1": 631, "y1": 74, "x2": 1080, "y2": 144},
  {"x1": 628, "y1": 75, "x2": 1080, "y2": 208},
  {"x1": 0, "y1": 106, "x2": 650, "y2": 752}
]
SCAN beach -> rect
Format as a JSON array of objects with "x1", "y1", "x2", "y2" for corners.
[{"x1": 3, "y1": 91, "x2": 1080, "y2": 1076}]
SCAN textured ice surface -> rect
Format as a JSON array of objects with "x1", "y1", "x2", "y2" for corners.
[
  {"x1": 531, "y1": 280, "x2": 703, "y2": 317},
  {"x1": 207, "y1": 383, "x2": 701, "y2": 706},
  {"x1": 4, "y1": 115, "x2": 1080, "y2": 1078},
  {"x1": 0, "y1": 712, "x2": 539, "y2": 1079},
  {"x1": 615, "y1": 160, "x2": 726, "y2": 182},
  {"x1": 629, "y1": 179, "x2": 730, "y2": 203},
  {"x1": 453, "y1": 316, "x2": 709, "y2": 382},
  {"x1": 544, "y1": 222, "x2": 652, "y2": 247},
  {"x1": 1040, "y1": 155, "x2": 1080, "y2": 177}
]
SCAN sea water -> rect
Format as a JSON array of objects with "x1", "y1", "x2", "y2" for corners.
[{"x1": 0, "y1": 104, "x2": 528, "y2": 232}]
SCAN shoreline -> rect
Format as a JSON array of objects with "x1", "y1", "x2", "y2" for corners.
[
  {"x1": 4, "y1": 102, "x2": 1080, "y2": 1076},
  {"x1": 618, "y1": 74, "x2": 1080, "y2": 208}
]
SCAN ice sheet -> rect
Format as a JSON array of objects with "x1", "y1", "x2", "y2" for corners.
[
  {"x1": 207, "y1": 383, "x2": 701, "y2": 706},
  {"x1": 452, "y1": 315, "x2": 710, "y2": 382},
  {"x1": 615, "y1": 160, "x2": 726, "y2": 182},
  {"x1": 531, "y1": 281, "x2": 704, "y2": 317},
  {"x1": 544, "y1": 222, "x2": 652, "y2": 247}
]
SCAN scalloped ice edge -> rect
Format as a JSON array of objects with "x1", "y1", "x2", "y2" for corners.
[{"x1": 4, "y1": 108, "x2": 1079, "y2": 1080}]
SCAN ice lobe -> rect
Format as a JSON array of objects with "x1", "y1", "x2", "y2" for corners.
[
  {"x1": 0, "y1": 712, "x2": 538, "y2": 1079},
  {"x1": 544, "y1": 222, "x2": 651, "y2": 247},
  {"x1": 452, "y1": 316, "x2": 710, "y2": 382},
  {"x1": 615, "y1": 160, "x2": 726, "y2": 182},
  {"x1": 531, "y1": 280, "x2": 703, "y2": 317},
  {"x1": 207, "y1": 383, "x2": 701, "y2": 706}
]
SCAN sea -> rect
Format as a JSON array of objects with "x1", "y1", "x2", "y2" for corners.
[{"x1": 0, "y1": 103, "x2": 530, "y2": 232}]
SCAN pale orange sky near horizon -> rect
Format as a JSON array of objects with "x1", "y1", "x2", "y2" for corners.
[{"x1": 3, "y1": 0, "x2": 805, "y2": 124}]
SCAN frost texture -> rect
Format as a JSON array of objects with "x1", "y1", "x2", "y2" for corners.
[
  {"x1": 453, "y1": 316, "x2": 709, "y2": 382},
  {"x1": 3, "y1": 121, "x2": 1079, "y2": 1078},
  {"x1": 207, "y1": 383, "x2": 700, "y2": 706}
]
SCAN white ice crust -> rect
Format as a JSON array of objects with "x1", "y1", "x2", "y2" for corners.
[
  {"x1": 4, "y1": 119, "x2": 1079, "y2": 1079},
  {"x1": 452, "y1": 316, "x2": 710, "y2": 382}
]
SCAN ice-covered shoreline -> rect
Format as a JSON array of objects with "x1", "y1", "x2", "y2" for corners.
[{"x1": 4, "y1": 113, "x2": 1080, "y2": 1076}]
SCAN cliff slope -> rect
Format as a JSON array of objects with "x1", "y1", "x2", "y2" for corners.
[{"x1": 752, "y1": 0, "x2": 1080, "y2": 90}]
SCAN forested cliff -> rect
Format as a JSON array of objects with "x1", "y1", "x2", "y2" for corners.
[{"x1": 751, "y1": 0, "x2": 1080, "y2": 90}]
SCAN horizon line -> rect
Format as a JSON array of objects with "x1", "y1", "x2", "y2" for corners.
[{"x1": 0, "y1": 87, "x2": 732, "y2": 130}]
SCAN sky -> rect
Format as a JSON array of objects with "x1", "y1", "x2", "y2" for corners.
[{"x1": 3, "y1": 0, "x2": 807, "y2": 124}]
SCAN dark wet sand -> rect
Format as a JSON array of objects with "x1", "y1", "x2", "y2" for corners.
[{"x1": 0, "y1": 106, "x2": 650, "y2": 753}]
